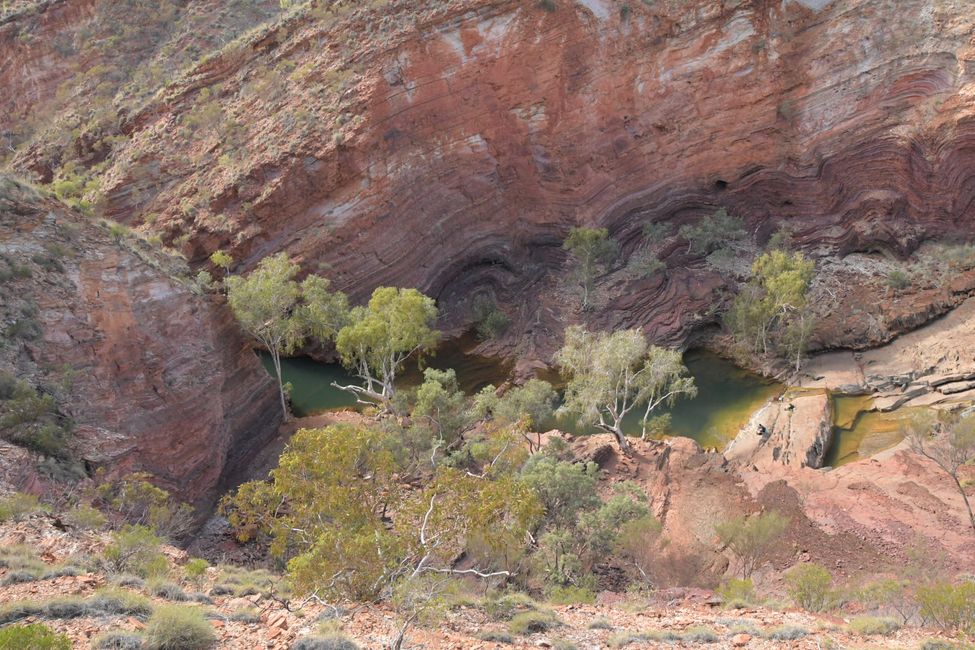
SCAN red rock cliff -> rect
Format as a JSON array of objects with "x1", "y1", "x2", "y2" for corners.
[
  {"x1": 2, "y1": 0, "x2": 975, "y2": 364},
  {"x1": 0, "y1": 176, "x2": 280, "y2": 508}
]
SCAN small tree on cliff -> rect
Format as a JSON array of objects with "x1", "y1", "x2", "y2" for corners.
[
  {"x1": 724, "y1": 249, "x2": 815, "y2": 368},
  {"x1": 906, "y1": 411, "x2": 975, "y2": 535},
  {"x1": 333, "y1": 286, "x2": 439, "y2": 412},
  {"x1": 715, "y1": 511, "x2": 790, "y2": 579},
  {"x1": 555, "y1": 326, "x2": 696, "y2": 453},
  {"x1": 226, "y1": 253, "x2": 348, "y2": 420},
  {"x1": 563, "y1": 227, "x2": 618, "y2": 311}
]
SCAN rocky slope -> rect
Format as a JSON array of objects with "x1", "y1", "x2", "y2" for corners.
[
  {"x1": 0, "y1": 176, "x2": 280, "y2": 509},
  {"x1": 5, "y1": 0, "x2": 975, "y2": 371}
]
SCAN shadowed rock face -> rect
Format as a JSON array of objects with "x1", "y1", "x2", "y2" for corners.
[
  {"x1": 0, "y1": 176, "x2": 280, "y2": 509},
  {"x1": 2, "y1": 0, "x2": 975, "y2": 366}
]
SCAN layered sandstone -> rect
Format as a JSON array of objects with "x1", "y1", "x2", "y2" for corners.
[
  {"x1": 0, "y1": 176, "x2": 280, "y2": 508},
  {"x1": 3, "y1": 0, "x2": 975, "y2": 371}
]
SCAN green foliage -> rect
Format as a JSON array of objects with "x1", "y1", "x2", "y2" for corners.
[
  {"x1": 413, "y1": 368, "x2": 468, "y2": 444},
  {"x1": 682, "y1": 626, "x2": 719, "y2": 643},
  {"x1": 184, "y1": 558, "x2": 209, "y2": 582},
  {"x1": 0, "y1": 379, "x2": 71, "y2": 458},
  {"x1": 563, "y1": 227, "x2": 617, "y2": 310},
  {"x1": 546, "y1": 585, "x2": 595, "y2": 604},
  {"x1": 556, "y1": 326, "x2": 696, "y2": 451},
  {"x1": 144, "y1": 604, "x2": 216, "y2": 650},
  {"x1": 887, "y1": 269, "x2": 911, "y2": 290},
  {"x1": 764, "y1": 625, "x2": 808, "y2": 640},
  {"x1": 786, "y1": 563, "x2": 835, "y2": 612},
  {"x1": 724, "y1": 249, "x2": 815, "y2": 367},
  {"x1": 471, "y1": 295, "x2": 510, "y2": 340},
  {"x1": 485, "y1": 592, "x2": 539, "y2": 620},
  {"x1": 916, "y1": 581, "x2": 975, "y2": 633},
  {"x1": 224, "y1": 424, "x2": 540, "y2": 603},
  {"x1": 847, "y1": 616, "x2": 900, "y2": 636},
  {"x1": 628, "y1": 249, "x2": 666, "y2": 279},
  {"x1": 765, "y1": 225, "x2": 793, "y2": 251},
  {"x1": 472, "y1": 379, "x2": 558, "y2": 432},
  {"x1": 857, "y1": 578, "x2": 918, "y2": 623},
  {"x1": 63, "y1": 504, "x2": 107, "y2": 530},
  {"x1": 209, "y1": 249, "x2": 233, "y2": 272},
  {"x1": 0, "y1": 253, "x2": 32, "y2": 282},
  {"x1": 521, "y1": 454, "x2": 599, "y2": 530},
  {"x1": 678, "y1": 209, "x2": 745, "y2": 255},
  {"x1": 226, "y1": 253, "x2": 348, "y2": 418},
  {"x1": 508, "y1": 610, "x2": 560, "y2": 635},
  {"x1": 291, "y1": 636, "x2": 360, "y2": 650},
  {"x1": 906, "y1": 411, "x2": 975, "y2": 534},
  {"x1": 716, "y1": 578, "x2": 755, "y2": 607},
  {"x1": 93, "y1": 472, "x2": 194, "y2": 538},
  {"x1": 0, "y1": 492, "x2": 45, "y2": 522},
  {"x1": 101, "y1": 525, "x2": 169, "y2": 578},
  {"x1": 715, "y1": 511, "x2": 789, "y2": 578},
  {"x1": 85, "y1": 588, "x2": 154, "y2": 618},
  {"x1": 149, "y1": 580, "x2": 188, "y2": 601},
  {"x1": 0, "y1": 623, "x2": 71, "y2": 650},
  {"x1": 92, "y1": 632, "x2": 144, "y2": 650},
  {"x1": 335, "y1": 286, "x2": 438, "y2": 410}
]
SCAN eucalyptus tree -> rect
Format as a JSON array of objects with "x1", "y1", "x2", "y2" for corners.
[
  {"x1": 724, "y1": 249, "x2": 815, "y2": 366},
  {"x1": 225, "y1": 252, "x2": 347, "y2": 420},
  {"x1": 907, "y1": 411, "x2": 975, "y2": 534},
  {"x1": 563, "y1": 227, "x2": 618, "y2": 310},
  {"x1": 555, "y1": 326, "x2": 697, "y2": 453},
  {"x1": 333, "y1": 286, "x2": 439, "y2": 412}
]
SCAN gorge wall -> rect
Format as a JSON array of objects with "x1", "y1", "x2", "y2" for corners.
[
  {"x1": 2, "y1": 0, "x2": 975, "y2": 362},
  {"x1": 0, "y1": 176, "x2": 280, "y2": 508}
]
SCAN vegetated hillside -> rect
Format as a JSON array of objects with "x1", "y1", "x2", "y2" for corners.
[
  {"x1": 4, "y1": 0, "x2": 975, "y2": 370},
  {"x1": 0, "y1": 175, "x2": 280, "y2": 508}
]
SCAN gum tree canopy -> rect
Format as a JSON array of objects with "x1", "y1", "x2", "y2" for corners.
[
  {"x1": 333, "y1": 286, "x2": 440, "y2": 412},
  {"x1": 555, "y1": 326, "x2": 697, "y2": 453}
]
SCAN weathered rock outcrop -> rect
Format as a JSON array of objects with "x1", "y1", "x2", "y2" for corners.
[
  {"x1": 4, "y1": 0, "x2": 975, "y2": 370},
  {"x1": 725, "y1": 391, "x2": 833, "y2": 470},
  {"x1": 0, "y1": 176, "x2": 280, "y2": 508}
]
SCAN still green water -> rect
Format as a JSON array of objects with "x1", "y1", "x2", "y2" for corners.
[
  {"x1": 260, "y1": 348, "x2": 780, "y2": 449},
  {"x1": 825, "y1": 396, "x2": 912, "y2": 467},
  {"x1": 549, "y1": 350, "x2": 782, "y2": 449}
]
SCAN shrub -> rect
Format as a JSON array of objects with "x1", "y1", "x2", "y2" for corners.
[
  {"x1": 717, "y1": 578, "x2": 755, "y2": 608},
  {"x1": 477, "y1": 630, "x2": 514, "y2": 644},
  {"x1": 111, "y1": 575, "x2": 146, "y2": 589},
  {"x1": 184, "y1": 558, "x2": 209, "y2": 582},
  {"x1": 92, "y1": 632, "x2": 144, "y2": 650},
  {"x1": 508, "y1": 610, "x2": 560, "y2": 635},
  {"x1": 588, "y1": 616, "x2": 613, "y2": 630},
  {"x1": 101, "y1": 525, "x2": 169, "y2": 578},
  {"x1": 847, "y1": 616, "x2": 900, "y2": 636},
  {"x1": 682, "y1": 626, "x2": 719, "y2": 643},
  {"x1": 0, "y1": 600, "x2": 44, "y2": 625},
  {"x1": 764, "y1": 625, "x2": 808, "y2": 640},
  {"x1": 715, "y1": 512, "x2": 789, "y2": 578},
  {"x1": 0, "y1": 623, "x2": 71, "y2": 650},
  {"x1": 40, "y1": 565, "x2": 81, "y2": 579},
  {"x1": 149, "y1": 581, "x2": 188, "y2": 601},
  {"x1": 290, "y1": 636, "x2": 359, "y2": 650},
  {"x1": 471, "y1": 295, "x2": 510, "y2": 340},
  {"x1": 887, "y1": 269, "x2": 910, "y2": 290},
  {"x1": 2, "y1": 570, "x2": 40, "y2": 585},
  {"x1": 786, "y1": 563, "x2": 835, "y2": 612},
  {"x1": 916, "y1": 581, "x2": 975, "y2": 632},
  {"x1": 63, "y1": 504, "x2": 107, "y2": 530},
  {"x1": 228, "y1": 607, "x2": 261, "y2": 623},
  {"x1": 546, "y1": 585, "x2": 595, "y2": 605},
  {"x1": 485, "y1": 592, "x2": 538, "y2": 620},
  {"x1": 87, "y1": 588, "x2": 154, "y2": 619},
  {"x1": 0, "y1": 492, "x2": 44, "y2": 521},
  {"x1": 143, "y1": 604, "x2": 216, "y2": 650},
  {"x1": 42, "y1": 597, "x2": 87, "y2": 619},
  {"x1": 919, "y1": 640, "x2": 957, "y2": 650},
  {"x1": 679, "y1": 208, "x2": 745, "y2": 255}
]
